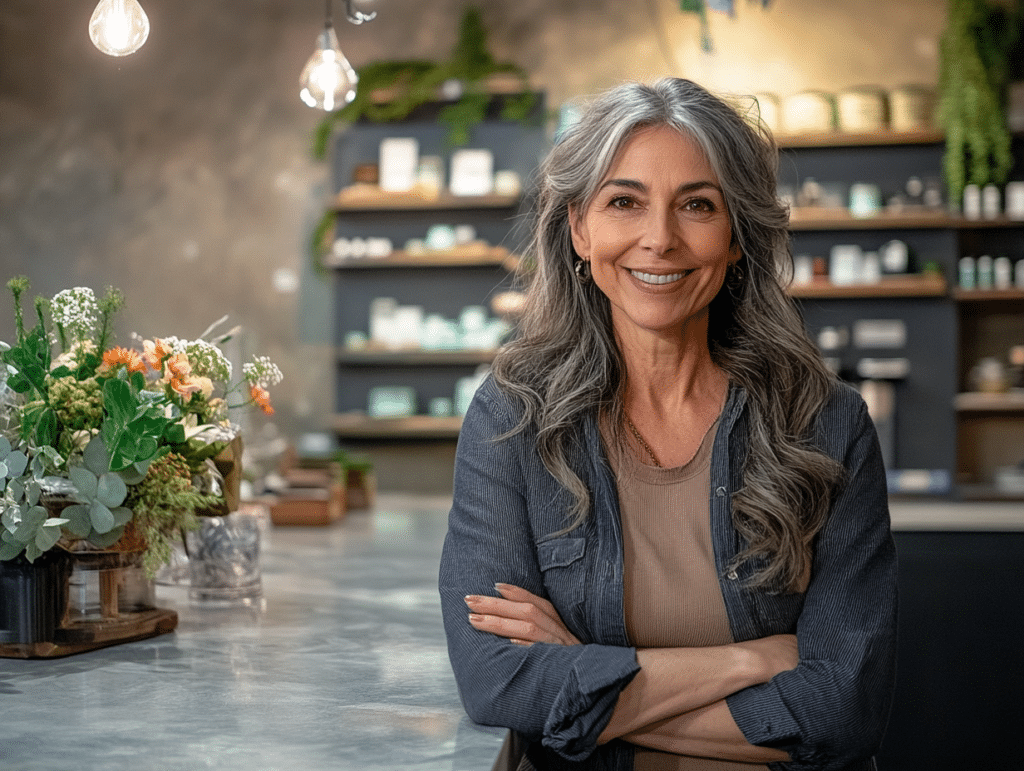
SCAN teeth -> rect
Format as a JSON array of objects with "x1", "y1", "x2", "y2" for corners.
[{"x1": 630, "y1": 270, "x2": 686, "y2": 285}]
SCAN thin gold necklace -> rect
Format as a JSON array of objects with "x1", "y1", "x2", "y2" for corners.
[{"x1": 624, "y1": 412, "x2": 661, "y2": 467}]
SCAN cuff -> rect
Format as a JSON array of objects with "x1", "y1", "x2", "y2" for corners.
[{"x1": 542, "y1": 644, "x2": 641, "y2": 761}]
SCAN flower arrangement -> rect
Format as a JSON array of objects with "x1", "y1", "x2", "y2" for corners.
[{"x1": 0, "y1": 278, "x2": 282, "y2": 576}]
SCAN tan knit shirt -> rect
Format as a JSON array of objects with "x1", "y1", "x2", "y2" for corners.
[{"x1": 603, "y1": 417, "x2": 768, "y2": 771}]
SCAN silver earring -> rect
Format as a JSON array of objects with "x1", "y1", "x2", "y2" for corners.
[{"x1": 574, "y1": 259, "x2": 591, "y2": 283}]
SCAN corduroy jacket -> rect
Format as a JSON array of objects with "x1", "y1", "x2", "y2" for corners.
[{"x1": 439, "y1": 375, "x2": 897, "y2": 771}]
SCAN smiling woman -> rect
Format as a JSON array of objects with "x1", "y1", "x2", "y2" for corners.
[{"x1": 439, "y1": 78, "x2": 897, "y2": 771}]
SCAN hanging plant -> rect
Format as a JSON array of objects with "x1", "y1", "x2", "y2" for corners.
[
  {"x1": 937, "y1": 0, "x2": 1022, "y2": 205},
  {"x1": 311, "y1": 7, "x2": 538, "y2": 159}
]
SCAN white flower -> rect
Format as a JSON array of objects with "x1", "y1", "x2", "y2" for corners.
[
  {"x1": 184, "y1": 339, "x2": 232, "y2": 383},
  {"x1": 50, "y1": 287, "x2": 100, "y2": 343},
  {"x1": 243, "y1": 355, "x2": 283, "y2": 388}
]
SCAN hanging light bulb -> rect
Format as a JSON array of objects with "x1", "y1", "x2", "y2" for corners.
[
  {"x1": 299, "y1": 0, "x2": 359, "y2": 112},
  {"x1": 89, "y1": 0, "x2": 150, "y2": 57}
]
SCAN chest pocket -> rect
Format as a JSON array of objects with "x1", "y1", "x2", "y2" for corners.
[{"x1": 535, "y1": 537, "x2": 589, "y2": 638}]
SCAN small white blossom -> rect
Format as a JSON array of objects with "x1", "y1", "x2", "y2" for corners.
[
  {"x1": 243, "y1": 355, "x2": 283, "y2": 388},
  {"x1": 184, "y1": 340, "x2": 232, "y2": 383},
  {"x1": 50, "y1": 288, "x2": 100, "y2": 344}
]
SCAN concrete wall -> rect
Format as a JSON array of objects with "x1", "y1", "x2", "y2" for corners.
[{"x1": 0, "y1": 0, "x2": 946, "y2": 473}]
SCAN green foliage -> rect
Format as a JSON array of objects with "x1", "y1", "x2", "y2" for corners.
[
  {"x1": 0, "y1": 442, "x2": 70, "y2": 562},
  {"x1": 61, "y1": 435, "x2": 135, "y2": 549},
  {"x1": 100, "y1": 373, "x2": 178, "y2": 472},
  {"x1": 938, "y1": 0, "x2": 1021, "y2": 203},
  {"x1": 311, "y1": 6, "x2": 536, "y2": 159}
]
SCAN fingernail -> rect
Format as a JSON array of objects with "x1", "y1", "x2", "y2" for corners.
[
  {"x1": 495, "y1": 583, "x2": 511, "y2": 592},
  {"x1": 464, "y1": 595, "x2": 479, "y2": 605},
  {"x1": 468, "y1": 613, "x2": 484, "y2": 623}
]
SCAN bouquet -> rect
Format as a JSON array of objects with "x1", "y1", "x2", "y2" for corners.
[{"x1": 0, "y1": 278, "x2": 282, "y2": 576}]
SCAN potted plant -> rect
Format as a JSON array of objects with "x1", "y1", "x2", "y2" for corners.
[
  {"x1": 937, "y1": 0, "x2": 1023, "y2": 206},
  {"x1": 0, "y1": 278, "x2": 281, "y2": 656}
]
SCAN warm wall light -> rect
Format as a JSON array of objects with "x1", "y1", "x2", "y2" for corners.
[
  {"x1": 299, "y1": 0, "x2": 361, "y2": 111},
  {"x1": 89, "y1": 0, "x2": 150, "y2": 57}
]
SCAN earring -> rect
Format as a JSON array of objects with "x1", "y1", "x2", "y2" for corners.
[
  {"x1": 574, "y1": 259, "x2": 591, "y2": 283},
  {"x1": 726, "y1": 261, "x2": 744, "y2": 289}
]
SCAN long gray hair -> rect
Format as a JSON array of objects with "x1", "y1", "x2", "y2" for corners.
[{"x1": 492, "y1": 78, "x2": 843, "y2": 592}]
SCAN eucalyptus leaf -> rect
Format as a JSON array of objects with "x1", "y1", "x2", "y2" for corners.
[
  {"x1": 83, "y1": 435, "x2": 111, "y2": 475},
  {"x1": 0, "y1": 461, "x2": 7, "y2": 479},
  {"x1": 118, "y1": 461, "x2": 149, "y2": 485},
  {"x1": 24, "y1": 541, "x2": 42, "y2": 562},
  {"x1": 35, "y1": 523, "x2": 63, "y2": 551},
  {"x1": 68, "y1": 465, "x2": 98, "y2": 500},
  {"x1": 62, "y1": 504, "x2": 93, "y2": 538},
  {"x1": 0, "y1": 538, "x2": 25, "y2": 560},
  {"x1": 88, "y1": 500, "x2": 116, "y2": 534},
  {"x1": 0, "y1": 436, "x2": 10, "y2": 456},
  {"x1": 96, "y1": 473, "x2": 127, "y2": 508},
  {"x1": 8, "y1": 478, "x2": 24, "y2": 501},
  {"x1": 89, "y1": 525, "x2": 125, "y2": 549},
  {"x1": 110, "y1": 506, "x2": 133, "y2": 527},
  {"x1": 5, "y1": 450, "x2": 27, "y2": 477}
]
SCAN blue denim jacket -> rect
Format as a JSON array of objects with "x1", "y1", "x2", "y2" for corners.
[{"x1": 439, "y1": 376, "x2": 897, "y2": 771}]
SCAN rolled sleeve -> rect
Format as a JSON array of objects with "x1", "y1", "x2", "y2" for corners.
[
  {"x1": 727, "y1": 391, "x2": 898, "y2": 771},
  {"x1": 439, "y1": 379, "x2": 640, "y2": 761}
]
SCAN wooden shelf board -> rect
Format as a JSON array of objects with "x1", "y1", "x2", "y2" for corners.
[
  {"x1": 954, "y1": 392, "x2": 1024, "y2": 412},
  {"x1": 776, "y1": 129, "x2": 944, "y2": 148},
  {"x1": 953, "y1": 288, "x2": 1024, "y2": 302},
  {"x1": 332, "y1": 190, "x2": 521, "y2": 212},
  {"x1": 328, "y1": 248, "x2": 520, "y2": 271},
  {"x1": 789, "y1": 209, "x2": 1024, "y2": 230},
  {"x1": 788, "y1": 274, "x2": 947, "y2": 299},
  {"x1": 332, "y1": 414, "x2": 463, "y2": 439},
  {"x1": 337, "y1": 348, "x2": 498, "y2": 366},
  {"x1": 955, "y1": 484, "x2": 1024, "y2": 503}
]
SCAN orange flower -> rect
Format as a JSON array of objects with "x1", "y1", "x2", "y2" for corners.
[
  {"x1": 99, "y1": 346, "x2": 146, "y2": 375},
  {"x1": 250, "y1": 384, "x2": 274, "y2": 415},
  {"x1": 170, "y1": 374, "x2": 213, "y2": 399},
  {"x1": 163, "y1": 352, "x2": 192, "y2": 380},
  {"x1": 142, "y1": 338, "x2": 173, "y2": 371}
]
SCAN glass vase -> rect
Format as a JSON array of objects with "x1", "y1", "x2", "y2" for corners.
[{"x1": 187, "y1": 510, "x2": 262, "y2": 604}]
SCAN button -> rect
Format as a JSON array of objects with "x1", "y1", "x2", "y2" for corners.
[
  {"x1": 715, "y1": 486, "x2": 727, "y2": 497},
  {"x1": 727, "y1": 569, "x2": 739, "y2": 580}
]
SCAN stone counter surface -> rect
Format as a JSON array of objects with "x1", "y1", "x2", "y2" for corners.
[
  {"x1": 2, "y1": 494, "x2": 1021, "y2": 771},
  {"x1": 0, "y1": 494, "x2": 506, "y2": 771}
]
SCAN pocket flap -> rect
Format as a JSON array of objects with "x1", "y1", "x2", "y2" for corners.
[{"x1": 536, "y1": 537, "x2": 585, "y2": 570}]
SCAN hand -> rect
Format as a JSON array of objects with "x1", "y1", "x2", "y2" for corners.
[{"x1": 465, "y1": 583, "x2": 581, "y2": 646}]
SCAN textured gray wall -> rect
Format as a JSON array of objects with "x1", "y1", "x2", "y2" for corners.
[{"x1": 0, "y1": 0, "x2": 945, "y2": 464}]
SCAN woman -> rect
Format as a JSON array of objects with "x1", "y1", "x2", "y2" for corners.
[{"x1": 438, "y1": 78, "x2": 897, "y2": 771}]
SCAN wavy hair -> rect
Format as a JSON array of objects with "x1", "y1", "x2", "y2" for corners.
[{"x1": 492, "y1": 78, "x2": 844, "y2": 592}]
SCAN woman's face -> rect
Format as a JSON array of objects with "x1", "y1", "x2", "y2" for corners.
[{"x1": 570, "y1": 125, "x2": 739, "y2": 344}]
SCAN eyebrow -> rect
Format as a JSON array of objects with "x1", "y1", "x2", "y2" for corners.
[{"x1": 598, "y1": 178, "x2": 723, "y2": 196}]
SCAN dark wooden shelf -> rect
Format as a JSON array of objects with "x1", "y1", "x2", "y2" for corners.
[
  {"x1": 788, "y1": 274, "x2": 947, "y2": 299},
  {"x1": 332, "y1": 414, "x2": 463, "y2": 439},
  {"x1": 953, "y1": 288, "x2": 1024, "y2": 302},
  {"x1": 776, "y1": 129, "x2": 944, "y2": 148},
  {"x1": 789, "y1": 209, "x2": 1024, "y2": 231},
  {"x1": 331, "y1": 190, "x2": 521, "y2": 212},
  {"x1": 954, "y1": 392, "x2": 1024, "y2": 412},
  {"x1": 328, "y1": 247, "x2": 521, "y2": 271},
  {"x1": 337, "y1": 348, "x2": 497, "y2": 366}
]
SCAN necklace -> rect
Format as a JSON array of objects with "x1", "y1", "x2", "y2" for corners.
[{"x1": 624, "y1": 413, "x2": 661, "y2": 467}]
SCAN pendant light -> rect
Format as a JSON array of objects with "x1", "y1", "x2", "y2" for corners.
[
  {"x1": 89, "y1": 0, "x2": 150, "y2": 57},
  {"x1": 299, "y1": 0, "x2": 360, "y2": 112}
]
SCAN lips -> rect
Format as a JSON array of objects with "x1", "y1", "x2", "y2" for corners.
[{"x1": 628, "y1": 269, "x2": 692, "y2": 285}]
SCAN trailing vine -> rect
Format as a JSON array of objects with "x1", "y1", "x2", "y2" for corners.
[
  {"x1": 937, "y1": 0, "x2": 1022, "y2": 205},
  {"x1": 311, "y1": 7, "x2": 537, "y2": 159}
]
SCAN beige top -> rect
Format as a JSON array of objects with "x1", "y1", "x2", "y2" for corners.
[{"x1": 603, "y1": 416, "x2": 768, "y2": 771}]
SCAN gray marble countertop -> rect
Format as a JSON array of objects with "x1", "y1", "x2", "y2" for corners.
[{"x1": 0, "y1": 494, "x2": 507, "y2": 771}]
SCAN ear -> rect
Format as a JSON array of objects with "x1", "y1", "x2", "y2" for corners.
[
  {"x1": 728, "y1": 240, "x2": 742, "y2": 265},
  {"x1": 568, "y1": 204, "x2": 591, "y2": 260}
]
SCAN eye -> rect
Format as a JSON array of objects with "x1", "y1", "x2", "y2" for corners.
[
  {"x1": 608, "y1": 195, "x2": 639, "y2": 209},
  {"x1": 683, "y1": 197, "x2": 717, "y2": 213}
]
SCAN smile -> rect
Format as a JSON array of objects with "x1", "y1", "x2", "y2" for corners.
[{"x1": 629, "y1": 269, "x2": 690, "y2": 285}]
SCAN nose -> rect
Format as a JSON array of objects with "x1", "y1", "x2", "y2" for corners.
[{"x1": 639, "y1": 206, "x2": 679, "y2": 255}]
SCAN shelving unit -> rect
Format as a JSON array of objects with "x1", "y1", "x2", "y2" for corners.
[
  {"x1": 327, "y1": 96, "x2": 547, "y2": 492},
  {"x1": 781, "y1": 130, "x2": 1024, "y2": 499}
]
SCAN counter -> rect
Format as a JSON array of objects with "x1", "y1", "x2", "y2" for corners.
[
  {"x1": 0, "y1": 494, "x2": 507, "y2": 771},
  {"x1": 3, "y1": 495, "x2": 1021, "y2": 771}
]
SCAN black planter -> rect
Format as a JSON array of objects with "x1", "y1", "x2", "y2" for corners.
[{"x1": 0, "y1": 551, "x2": 72, "y2": 645}]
